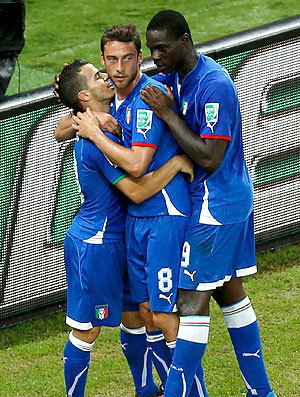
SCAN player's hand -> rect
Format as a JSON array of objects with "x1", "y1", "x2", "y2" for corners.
[
  {"x1": 164, "y1": 84, "x2": 175, "y2": 102},
  {"x1": 95, "y1": 112, "x2": 121, "y2": 135},
  {"x1": 52, "y1": 63, "x2": 69, "y2": 101},
  {"x1": 72, "y1": 108, "x2": 102, "y2": 140},
  {"x1": 141, "y1": 84, "x2": 174, "y2": 121},
  {"x1": 176, "y1": 155, "x2": 194, "y2": 182}
]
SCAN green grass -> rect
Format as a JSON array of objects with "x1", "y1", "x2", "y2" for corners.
[
  {"x1": 2, "y1": 2, "x2": 300, "y2": 396},
  {"x1": 0, "y1": 244, "x2": 299, "y2": 397},
  {"x1": 6, "y1": 0, "x2": 300, "y2": 95}
]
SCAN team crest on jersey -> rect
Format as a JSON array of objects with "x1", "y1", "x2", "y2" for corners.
[
  {"x1": 95, "y1": 305, "x2": 108, "y2": 320},
  {"x1": 136, "y1": 109, "x2": 153, "y2": 139},
  {"x1": 205, "y1": 103, "x2": 219, "y2": 133},
  {"x1": 126, "y1": 107, "x2": 131, "y2": 124},
  {"x1": 181, "y1": 100, "x2": 188, "y2": 116}
]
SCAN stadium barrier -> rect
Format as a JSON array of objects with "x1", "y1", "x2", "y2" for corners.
[{"x1": 0, "y1": 15, "x2": 299, "y2": 328}]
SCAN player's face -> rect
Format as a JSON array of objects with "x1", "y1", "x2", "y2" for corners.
[
  {"x1": 101, "y1": 41, "x2": 142, "y2": 92},
  {"x1": 81, "y1": 63, "x2": 114, "y2": 102},
  {"x1": 146, "y1": 29, "x2": 184, "y2": 74}
]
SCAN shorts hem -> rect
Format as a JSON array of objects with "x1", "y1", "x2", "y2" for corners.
[
  {"x1": 66, "y1": 315, "x2": 120, "y2": 329},
  {"x1": 66, "y1": 316, "x2": 93, "y2": 330}
]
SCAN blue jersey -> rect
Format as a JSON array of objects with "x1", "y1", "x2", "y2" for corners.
[
  {"x1": 67, "y1": 133, "x2": 127, "y2": 243},
  {"x1": 110, "y1": 73, "x2": 191, "y2": 218},
  {"x1": 154, "y1": 54, "x2": 253, "y2": 225}
]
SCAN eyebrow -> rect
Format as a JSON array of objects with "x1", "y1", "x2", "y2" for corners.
[
  {"x1": 94, "y1": 70, "x2": 101, "y2": 79},
  {"x1": 105, "y1": 52, "x2": 135, "y2": 58}
]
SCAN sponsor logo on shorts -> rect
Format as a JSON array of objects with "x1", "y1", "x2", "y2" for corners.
[
  {"x1": 95, "y1": 304, "x2": 109, "y2": 320},
  {"x1": 183, "y1": 269, "x2": 197, "y2": 282},
  {"x1": 136, "y1": 109, "x2": 153, "y2": 139},
  {"x1": 158, "y1": 292, "x2": 173, "y2": 304}
]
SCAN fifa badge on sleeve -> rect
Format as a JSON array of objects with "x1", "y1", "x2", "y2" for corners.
[
  {"x1": 136, "y1": 109, "x2": 153, "y2": 139},
  {"x1": 205, "y1": 103, "x2": 219, "y2": 133}
]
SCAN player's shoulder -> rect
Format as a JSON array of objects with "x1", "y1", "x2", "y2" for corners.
[
  {"x1": 199, "y1": 67, "x2": 235, "y2": 97},
  {"x1": 151, "y1": 71, "x2": 176, "y2": 86},
  {"x1": 140, "y1": 73, "x2": 167, "y2": 93},
  {"x1": 77, "y1": 132, "x2": 120, "y2": 158}
]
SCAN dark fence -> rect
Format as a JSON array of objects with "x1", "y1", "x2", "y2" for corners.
[{"x1": 0, "y1": 15, "x2": 299, "y2": 328}]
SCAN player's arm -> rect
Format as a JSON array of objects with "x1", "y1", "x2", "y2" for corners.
[
  {"x1": 73, "y1": 108, "x2": 155, "y2": 178},
  {"x1": 141, "y1": 85, "x2": 227, "y2": 173},
  {"x1": 116, "y1": 155, "x2": 193, "y2": 204},
  {"x1": 54, "y1": 114, "x2": 76, "y2": 142},
  {"x1": 54, "y1": 112, "x2": 121, "y2": 142}
]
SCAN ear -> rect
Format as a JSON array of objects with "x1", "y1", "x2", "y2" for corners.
[
  {"x1": 101, "y1": 53, "x2": 106, "y2": 67},
  {"x1": 137, "y1": 50, "x2": 143, "y2": 65},
  {"x1": 180, "y1": 33, "x2": 190, "y2": 46},
  {"x1": 77, "y1": 90, "x2": 90, "y2": 103}
]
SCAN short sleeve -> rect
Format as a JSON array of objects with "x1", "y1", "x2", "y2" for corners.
[
  {"x1": 85, "y1": 133, "x2": 127, "y2": 184},
  {"x1": 131, "y1": 89, "x2": 166, "y2": 149},
  {"x1": 195, "y1": 70, "x2": 236, "y2": 141}
]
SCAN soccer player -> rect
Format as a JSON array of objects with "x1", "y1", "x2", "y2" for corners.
[
  {"x1": 71, "y1": 24, "x2": 192, "y2": 388},
  {"x1": 56, "y1": 59, "x2": 193, "y2": 397},
  {"x1": 140, "y1": 9, "x2": 277, "y2": 397}
]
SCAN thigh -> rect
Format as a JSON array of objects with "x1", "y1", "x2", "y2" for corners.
[
  {"x1": 147, "y1": 216, "x2": 188, "y2": 313},
  {"x1": 126, "y1": 215, "x2": 150, "y2": 304},
  {"x1": 179, "y1": 218, "x2": 256, "y2": 292},
  {"x1": 64, "y1": 234, "x2": 127, "y2": 329}
]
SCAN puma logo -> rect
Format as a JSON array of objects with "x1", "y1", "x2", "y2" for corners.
[
  {"x1": 159, "y1": 293, "x2": 174, "y2": 304},
  {"x1": 242, "y1": 349, "x2": 261, "y2": 358},
  {"x1": 120, "y1": 343, "x2": 128, "y2": 351},
  {"x1": 183, "y1": 269, "x2": 197, "y2": 281}
]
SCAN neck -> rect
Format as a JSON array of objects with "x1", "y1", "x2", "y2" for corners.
[
  {"x1": 116, "y1": 70, "x2": 142, "y2": 100},
  {"x1": 83, "y1": 98, "x2": 111, "y2": 114},
  {"x1": 178, "y1": 47, "x2": 198, "y2": 79}
]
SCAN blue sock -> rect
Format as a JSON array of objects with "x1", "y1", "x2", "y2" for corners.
[
  {"x1": 63, "y1": 331, "x2": 94, "y2": 397},
  {"x1": 222, "y1": 296, "x2": 273, "y2": 397},
  {"x1": 120, "y1": 324, "x2": 159, "y2": 397},
  {"x1": 146, "y1": 330, "x2": 172, "y2": 387},
  {"x1": 164, "y1": 316, "x2": 210, "y2": 397},
  {"x1": 166, "y1": 339, "x2": 207, "y2": 397}
]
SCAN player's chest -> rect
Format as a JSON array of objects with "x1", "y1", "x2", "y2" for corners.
[
  {"x1": 178, "y1": 88, "x2": 200, "y2": 133},
  {"x1": 112, "y1": 103, "x2": 134, "y2": 148}
]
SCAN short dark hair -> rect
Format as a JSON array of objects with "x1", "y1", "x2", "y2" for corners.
[
  {"x1": 101, "y1": 23, "x2": 141, "y2": 53},
  {"x1": 56, "y1": 59, "x2": 89, "y2": 113},
  {"x1": 147, "y1": 9, "x2": 193, "y2": 44}
]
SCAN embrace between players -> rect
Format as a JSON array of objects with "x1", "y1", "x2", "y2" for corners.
[{"x1": 54, "y1": 9, "x2": 276, "y2": 397}]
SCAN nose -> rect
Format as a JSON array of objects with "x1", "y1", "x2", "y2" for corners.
[
  {"x1": 116, "y1": 59, "x2": 125, "y2": 73},
  {"x1": 100, "y1": 72, "x2": 109, "y2": 81},
  {"x1": 151, "y1": 49, "x2": 160, "y2": 61}
]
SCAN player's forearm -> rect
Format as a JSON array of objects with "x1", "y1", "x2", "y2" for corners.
[
  {"x1": 163, "y1": 111, "x2": 220, "y2": 172},
  {"x1": 54, "y1": 114, "x2": 76, "y2": 142},
  {"x1": 88, "y1": 128, "x2": 147, "y2": 177},
  {"x1": 118, "y1": 157, "x2": 181, "y2": 204}
]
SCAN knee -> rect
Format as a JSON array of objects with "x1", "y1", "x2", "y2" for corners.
[
  {"x1": 139, "y1": 302, "x2": 157, "y2": 331},
  {"x1": 152, "y1": 312, "x2": 179, "y2": 341},
  {"x1": 122, "y1": 310, "x2": 144, "y2": 329},
  {"x1": 73, "y1": 326, "x2": 101, "y2": 344},
  {"x1": 213, "y1": 278, "x2": 246, "y2": 307},
  {"x1": 177, "y1": 289, "x2": 212, "y2": 316}
]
